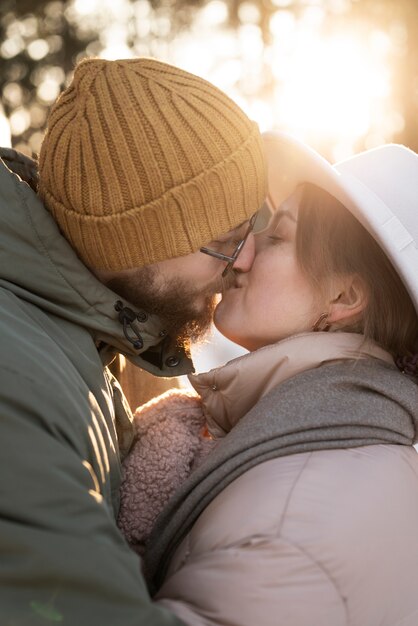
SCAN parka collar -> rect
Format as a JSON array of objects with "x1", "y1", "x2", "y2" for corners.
[
  {"x1": 189, "y1": 331, "x2": 394, "y2": 437},
  {"x1": 0, "y1": 160, "x2": 193, "y2": 377}
]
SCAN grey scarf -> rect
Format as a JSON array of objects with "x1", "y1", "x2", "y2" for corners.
[{"x1": 145, "y1": 358, "x2": 418, "y2": 592}]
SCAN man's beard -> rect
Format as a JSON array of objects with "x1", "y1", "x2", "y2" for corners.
[{"x1": 106, "y1": 266, "x2": 224, "y2": 346}]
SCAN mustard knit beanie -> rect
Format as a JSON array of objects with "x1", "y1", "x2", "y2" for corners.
[{"x1": 38, "y1": 57, "x2": 266, "y2": 271}]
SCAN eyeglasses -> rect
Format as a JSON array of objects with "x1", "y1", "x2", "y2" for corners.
[{"x1": 200, "y1": 213, "x2": 258, "y2": 277}]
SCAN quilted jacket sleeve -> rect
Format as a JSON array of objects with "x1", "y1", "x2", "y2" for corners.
[
  {"x1": 151, "y1": 455, "x2": 350, "y2": 626},
  {"x1": 154, "y1": 537, "x2": 347, "y2": 626},
  {"x1": 152, "y1": 444, "x2": 418, "y2": 626}
]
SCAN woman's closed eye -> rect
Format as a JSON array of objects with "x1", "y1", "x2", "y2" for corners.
[
  {"x1": 267, "y1": 235, "x2": 284, "y2": 244},
  {"x1": 259, "y1": 231, "x2": 286, "y2": 245},
  {"x1": 255, "y1": 226, "x2": 293, "y2": 251}
]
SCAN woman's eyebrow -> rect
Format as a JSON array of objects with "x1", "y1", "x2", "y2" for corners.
[
  {"x1": 268, "y1": 209, "x2": 297, "y2": 233},
  {"x1": 276, "y1": 209, "x2": 297, "y2": 222},
  {"x1": 266, "y1": 193, "x2": 297, "y2": 225}
]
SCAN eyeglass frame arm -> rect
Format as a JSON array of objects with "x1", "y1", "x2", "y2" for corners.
[
  {"x1": 199, "y1": 247, "x2": 238, "y2": 263},
  {"x1": 200, "y1": 212, "x2": 257, "y2": 261}
]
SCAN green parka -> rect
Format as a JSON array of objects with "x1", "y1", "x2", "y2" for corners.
[{"x1": 0, "y1": 158, "x2": 191, "y2": 625}]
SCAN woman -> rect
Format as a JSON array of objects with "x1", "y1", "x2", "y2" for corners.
[{"x1": 120, "y1": 132, "x2": 418, "y2": 626}]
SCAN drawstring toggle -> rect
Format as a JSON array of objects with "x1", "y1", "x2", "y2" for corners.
[{"x1": 114, "y1": 300, "x2": 144, "y2": 350}]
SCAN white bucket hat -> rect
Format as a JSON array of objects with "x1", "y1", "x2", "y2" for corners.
[{"x1": 262, "y1": 131, "x2": 418, "y2": 314}]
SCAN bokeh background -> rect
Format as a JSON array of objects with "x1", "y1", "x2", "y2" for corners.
[
  {"x1": 1, "y1": 0, "x2": 418, "y2": 369},
  {"x1": 2, "y1": 0, "x2": 418, "y2": 161}
]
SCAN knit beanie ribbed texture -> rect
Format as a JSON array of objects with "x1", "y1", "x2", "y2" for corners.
[{"x1": 38, "y1": 57, "x2": 266, "y2": 270}]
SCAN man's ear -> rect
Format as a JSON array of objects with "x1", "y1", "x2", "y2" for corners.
[{"x1": 327, "y1": 275, "x2": 368, "y2": 325}]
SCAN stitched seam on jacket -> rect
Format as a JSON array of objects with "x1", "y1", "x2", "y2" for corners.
[
  {"x1": 278, "y1": 536, "x2": 348, "y2": 625},
  {"x1": 394, "y1": 608, "x2": 418, "y2": 626},
  {"x1": 274, "y1": 452, "x2": 349, "y2": 623},
  {"x1": 275, "y1": 452, "x2": 312, "y2": 535}
]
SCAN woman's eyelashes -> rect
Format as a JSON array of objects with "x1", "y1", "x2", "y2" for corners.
[
  {"x1": 257, "y1": 231, "x2": 285, "y2": 245},
  {"x1": 267, "y1": 235, "x2": 284, "y2": 244}
]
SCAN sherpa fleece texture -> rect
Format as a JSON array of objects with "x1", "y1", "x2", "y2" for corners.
[{"x1": 117, "y1": 389, "x2": 216, "y2": 554}]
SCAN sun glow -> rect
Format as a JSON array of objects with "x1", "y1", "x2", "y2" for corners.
[
  {"x1": 274, "y1": 34, "x2": 391, "y2": 147},
  {"x1": 169, "y1": 4, "x2": 395, "y2": 160},
  {"x1": 1, "y1": 0, "x2": 402, "y2": 163}
]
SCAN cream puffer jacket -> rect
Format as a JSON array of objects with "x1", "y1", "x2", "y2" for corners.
[{"x1": 152, "y1": 334, "x2": 418, "y2": 626}]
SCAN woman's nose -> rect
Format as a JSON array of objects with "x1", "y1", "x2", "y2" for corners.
[{"x1": 232, "y1": 231, "x2": 255, "y2": 273}]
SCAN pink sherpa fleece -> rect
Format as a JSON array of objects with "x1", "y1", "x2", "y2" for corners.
[{"x1": 117, "y1": 389, "x2": 216, "y2": 554}]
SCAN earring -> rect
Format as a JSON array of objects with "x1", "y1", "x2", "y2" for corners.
[{"x1": 312, "y1": 312, "x2": 331, "y2": 332}]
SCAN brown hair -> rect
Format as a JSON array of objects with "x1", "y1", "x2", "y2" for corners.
[{"x1": 296, "y1": 183, "x2": 418, "y2": 356}]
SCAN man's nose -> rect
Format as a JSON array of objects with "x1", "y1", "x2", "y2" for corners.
[{"x1": 232, "y1": 232, "x2": 255, "y2": 273}]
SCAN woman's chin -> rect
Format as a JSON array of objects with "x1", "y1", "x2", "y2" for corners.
[
  {"x1": 213, "y1": 306, "x2": 228, "y2": 336},
  {"x1": 213, "y1": 307, "x2": 247, "y2": 350}
]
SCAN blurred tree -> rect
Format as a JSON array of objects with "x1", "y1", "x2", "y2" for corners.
[
  {"x1": 381, "y1": 0, "x2": 418, "y2": 150},
  {"x1": 0, "y1": 0, "x2": 206, "y2": 155},
  {"x1": 344, "y1": 0, "x2": 418, "y2": 150},
  {"x1": 0, "y1": 0, "x2": 93, "y2": 154},
  {"x1": 1, "y1": 0, "x2": 418, "y2": 157}
]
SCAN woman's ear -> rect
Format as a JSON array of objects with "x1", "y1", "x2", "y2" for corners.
[{"x1": 327, "y1": 275, "x2": 368, "y2": 326}]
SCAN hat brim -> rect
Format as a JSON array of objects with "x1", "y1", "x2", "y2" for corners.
[{"x1": 262, "y1": 131, "x2": 418, "y2": 313}]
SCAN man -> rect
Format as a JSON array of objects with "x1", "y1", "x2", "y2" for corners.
[{"x1": 0, "y1": 57, "x2": 266, "y2": 624}]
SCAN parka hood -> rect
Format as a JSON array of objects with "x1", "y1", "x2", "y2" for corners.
[{"x1": 0, "y1": 159, "x2": 193, "y2": 376}]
